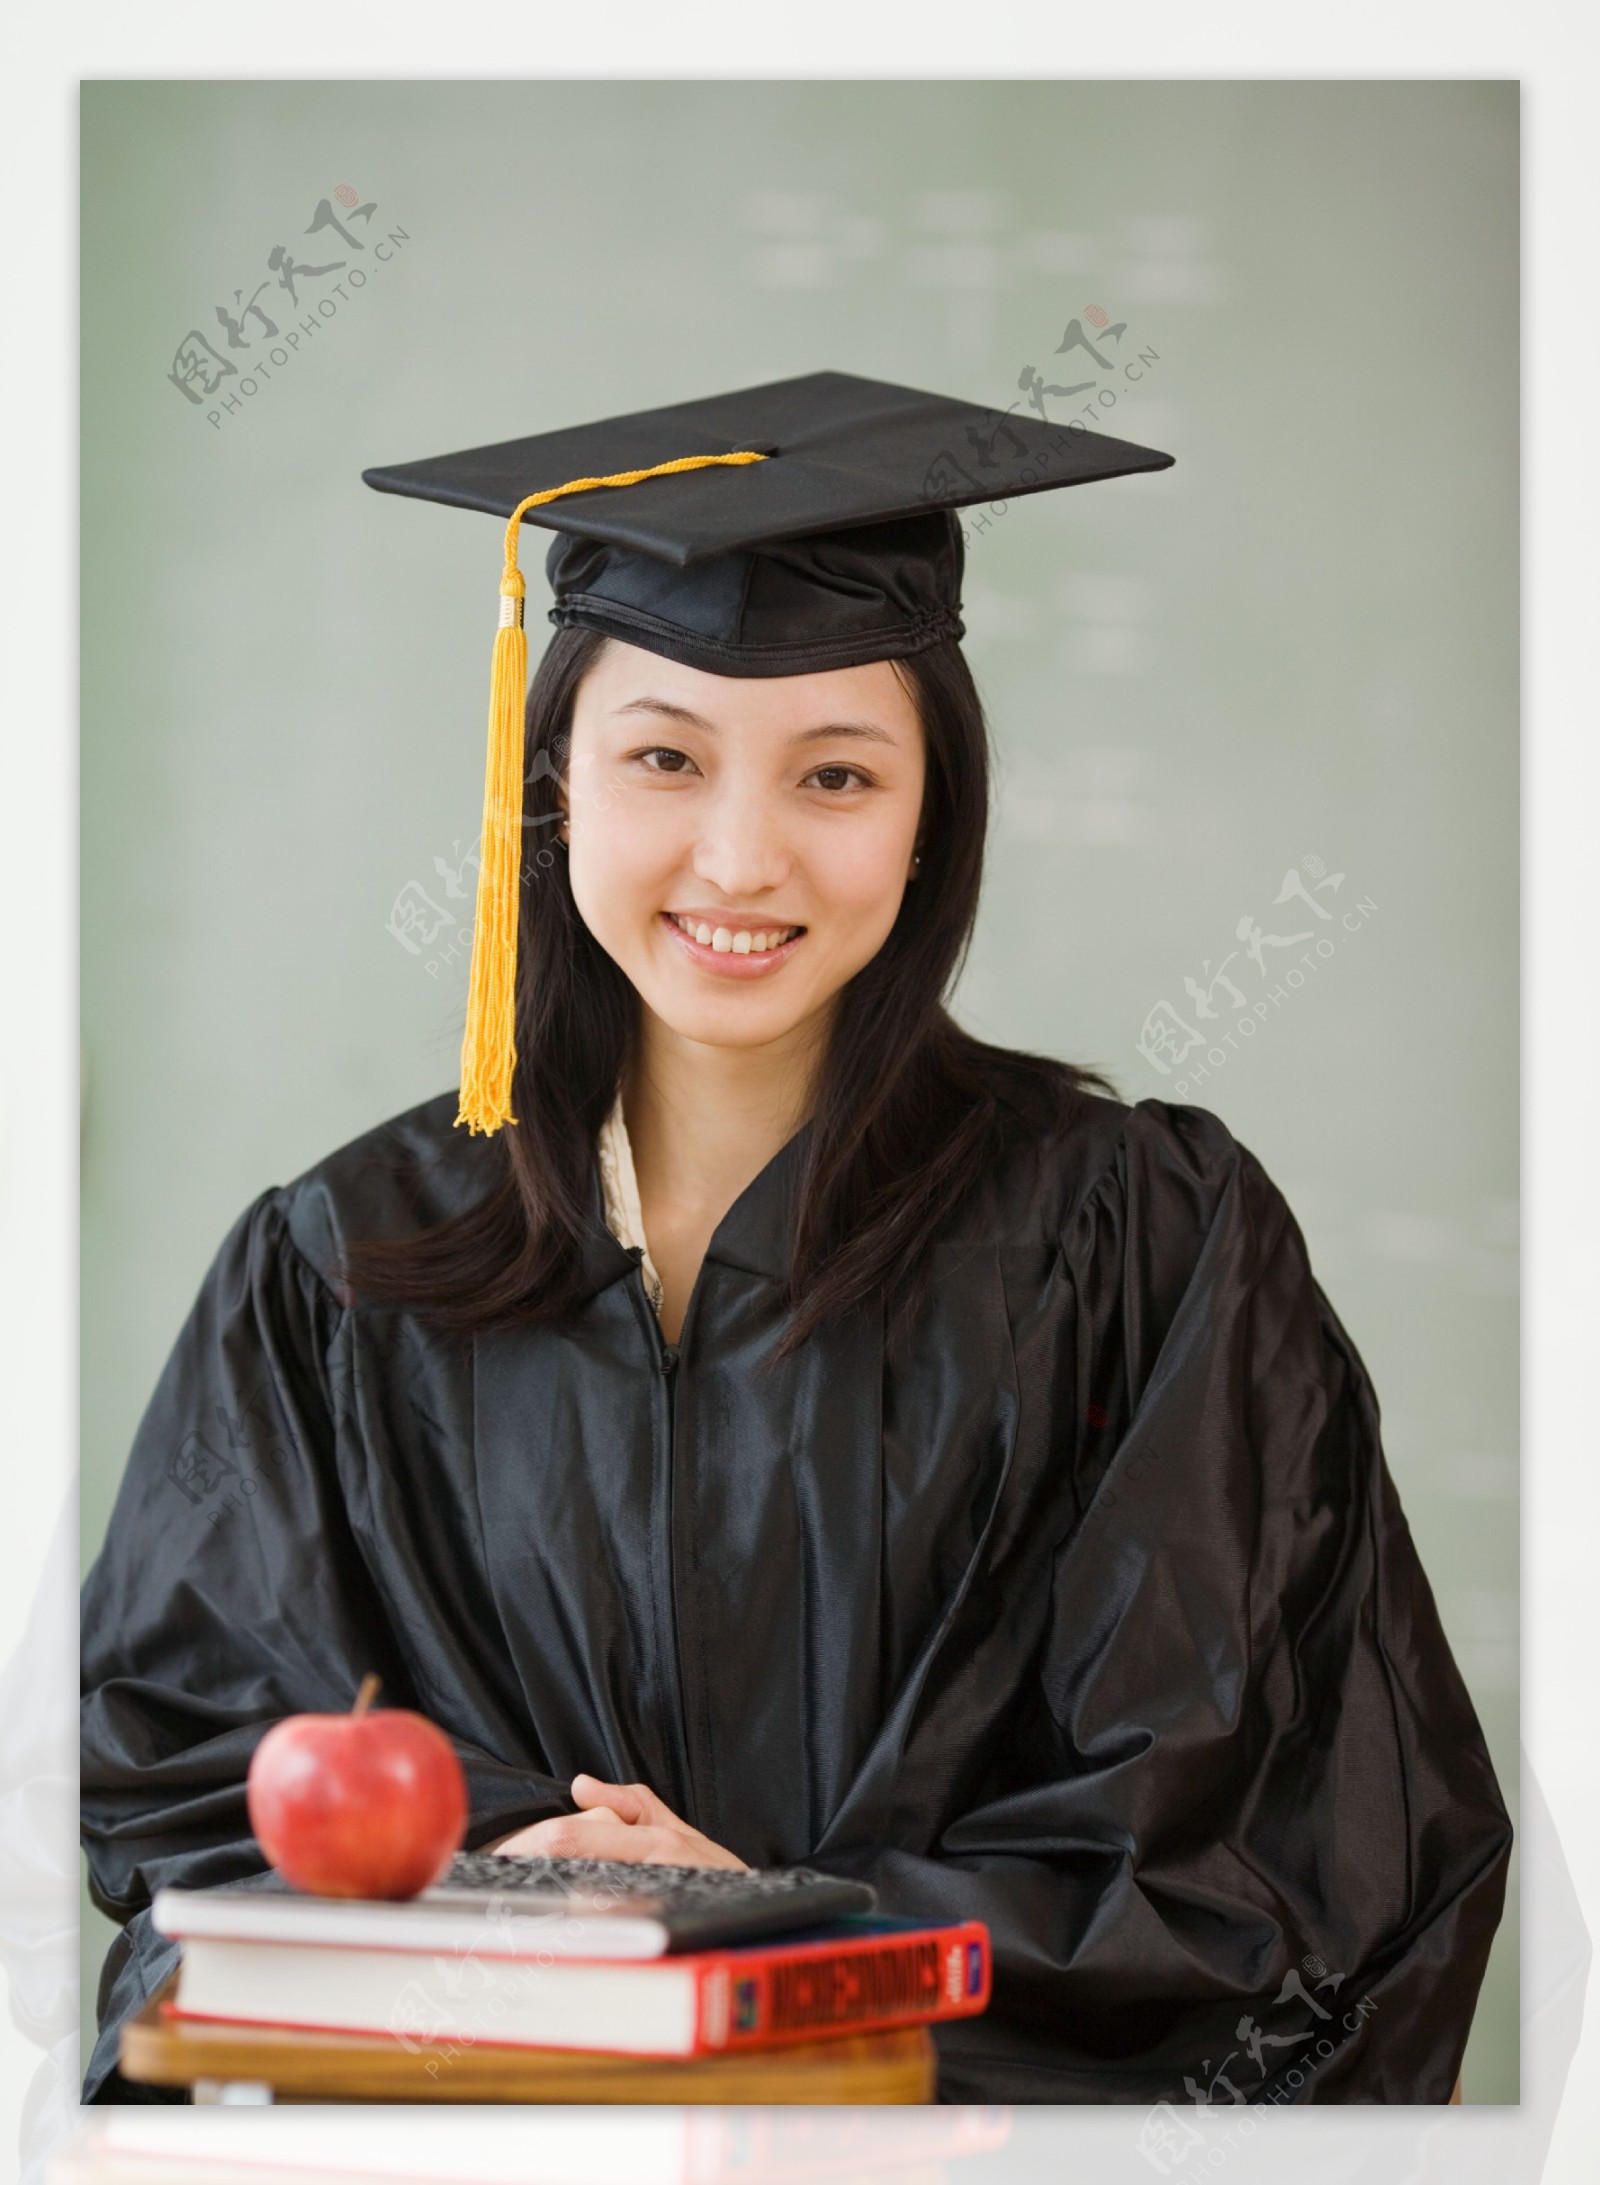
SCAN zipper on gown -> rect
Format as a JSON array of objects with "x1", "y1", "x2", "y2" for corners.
[
  {"x1": 628, "y1": 1247, "x2": 677, "y2": 1374},
  {"x1": 625, "y1": 1242, "x2": 694, "y2": 1819}
]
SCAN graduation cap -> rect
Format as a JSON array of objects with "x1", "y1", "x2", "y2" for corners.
[{"x1": 363, "y1": 370, "x2": 1175, "y2": 1135}]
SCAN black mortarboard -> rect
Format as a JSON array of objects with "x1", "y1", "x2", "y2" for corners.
[
  {"x1": 364, "y1": 368, "x2": 1174, "y2": 679},
  {"x1": 361, "y1": 370, "x2": 1175, "y2": 1133}
]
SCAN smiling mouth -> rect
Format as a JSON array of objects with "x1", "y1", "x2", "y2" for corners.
[{"x1": 664, "y1": 913, "x2": 806, "y2": 956}]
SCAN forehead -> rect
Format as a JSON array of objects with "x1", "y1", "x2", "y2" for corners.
[{"x1": 574, "y1": 639, "x2": 923, "y2": 741}]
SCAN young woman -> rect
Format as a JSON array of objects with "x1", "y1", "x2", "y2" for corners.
[{"x1": 80, "y1": 374, "x2": 1511, "y2": 2105}]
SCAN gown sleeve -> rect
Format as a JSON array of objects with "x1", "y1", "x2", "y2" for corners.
[
  {"x1": 78, "y1": 1186, "x2": 568, "y2": 2103},
  {"x1": 827, "y1": 1100, "x2": 1513, "y2": 2107}
]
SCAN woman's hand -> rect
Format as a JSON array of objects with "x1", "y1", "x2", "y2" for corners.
[{"x1": 482, "y1": 1774, "x2": 749, "y2": 1869}]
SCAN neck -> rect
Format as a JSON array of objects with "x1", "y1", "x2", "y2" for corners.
[{"x1": 623, "y1": 1007, "x2": 828, "y2": 1224}]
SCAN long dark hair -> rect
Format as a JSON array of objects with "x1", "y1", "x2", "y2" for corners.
[{"x1": 334, "y1": 626, "x2": 1119, "y2": 1364}]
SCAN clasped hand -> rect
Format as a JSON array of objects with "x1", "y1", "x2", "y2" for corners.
[{"x1": 485, "y1": 1774, "x2": 749, "y2": 1870}]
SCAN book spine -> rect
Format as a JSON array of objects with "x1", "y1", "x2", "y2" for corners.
[{"x1": 692, "y1": 1923, "x2": 990, "y2": 2053}]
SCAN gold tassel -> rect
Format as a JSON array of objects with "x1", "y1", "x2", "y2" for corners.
[
  {"x1": 455, "y1": 569, "x2": 528, "y2": 1134},
  {"x1": 454, "y1": 449, "x2": 770, "y2": 1136}
]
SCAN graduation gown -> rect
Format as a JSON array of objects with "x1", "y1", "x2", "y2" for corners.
[{"x1": 79, "y1": 1088, "x2": 1512, "y2": 2104}]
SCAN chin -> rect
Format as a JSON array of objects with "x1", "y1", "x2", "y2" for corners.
[{"x1": 646, "y1": 992, "x2": 813, "y2": 1047}]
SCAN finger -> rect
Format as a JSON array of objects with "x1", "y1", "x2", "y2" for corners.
[
  {"x1": 571, "y1": 1775, "x2": 676, "y2": 1828},
  {"x1": 490, "y1": 1804, "x2": 749, "y2": 1872},
  {"x1": 503, "y1": 1808, "x2": 610, "y2": 1852},
  {"x1": 571, "y1": 1825, "x2": 729, "y2": 1869},
  {"x1": 568, "y1": 1775, "x2": 643, "y2": 1822},
  {"x1": 674, "y1": 1832, "x2": 751, "y2": 1872},
  {"x1": 507, "y1": 1808, "x2": 645, "y2": 1861}
]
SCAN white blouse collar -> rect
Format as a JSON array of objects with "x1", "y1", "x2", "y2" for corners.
[{"x1": 596, "y1": 1087, "x2": 664, "y2": 1316}]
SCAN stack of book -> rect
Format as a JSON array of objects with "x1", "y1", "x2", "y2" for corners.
[{"x1": 151, "y1": 1850, "x2": 991, "y2": 2062}]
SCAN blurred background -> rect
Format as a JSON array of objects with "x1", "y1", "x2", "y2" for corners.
[{"x1": 80, "y1": 80, "x2": 1518, "y2": 2096}]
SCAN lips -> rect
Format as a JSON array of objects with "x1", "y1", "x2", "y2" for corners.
[{"x1": 659, "y1": 912, "x2": 807, "y2": 976}]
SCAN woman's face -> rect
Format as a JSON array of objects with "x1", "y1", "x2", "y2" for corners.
[{"x1": 561, "y1": 639, "x2": 926, "y2": 1055}]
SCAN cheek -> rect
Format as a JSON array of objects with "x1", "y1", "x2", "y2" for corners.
[
  {"x1": 569, "y1": 806, "x2": 678, "y2": 927},
  {"x1": 812, "y1": 824, "x2": 916, "y2": 930}
]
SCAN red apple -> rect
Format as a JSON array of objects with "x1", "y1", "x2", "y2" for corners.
[{"x1": 247, "y1": 1674, "x2": 467, "y2": 1899}]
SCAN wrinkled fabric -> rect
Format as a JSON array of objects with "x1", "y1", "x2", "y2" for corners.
[{"x1": 79, "y1": 1090, "x2": 1511, "y2": 2105}]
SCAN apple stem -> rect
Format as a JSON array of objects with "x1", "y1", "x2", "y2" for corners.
[{"x1": 352, "y1": 1673, "x2": 382, "y2": 1717}]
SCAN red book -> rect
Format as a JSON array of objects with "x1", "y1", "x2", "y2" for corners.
[{"x1": 157, "y1": 1913, "x2": 992, "y2": 2057}]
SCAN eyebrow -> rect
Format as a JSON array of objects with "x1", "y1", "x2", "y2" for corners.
[{"x1": 612, "y1": 696, "x2": 901, "y2": 748}]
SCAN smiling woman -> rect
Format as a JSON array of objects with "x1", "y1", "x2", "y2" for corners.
[
  {"x1": 79, "y1": 372, "x2": 1511, "y2": 2106},
  {"x1": 324, "y1": 610, "x2": 1067, "y2": 1366},
  {"x1": 562, "y1": 641, "x2": 933, "y2": 1342}
]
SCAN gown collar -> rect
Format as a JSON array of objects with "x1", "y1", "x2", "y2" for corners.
[{"x1": 577, "y1": 1103, "x2": 813, "y2": 1296}]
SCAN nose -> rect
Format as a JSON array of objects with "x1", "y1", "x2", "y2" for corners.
[{"x1": 690, "y1": 780, "x2": 793, "y2": 900}]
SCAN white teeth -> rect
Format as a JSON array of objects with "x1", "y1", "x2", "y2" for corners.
[{"x1": 669, "y1": 914, "x2": 800, "y2": 952}]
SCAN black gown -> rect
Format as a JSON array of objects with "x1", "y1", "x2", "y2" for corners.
[{"x1": 79, "y1": 1087, "x2": 1512, "y2": 2105}]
